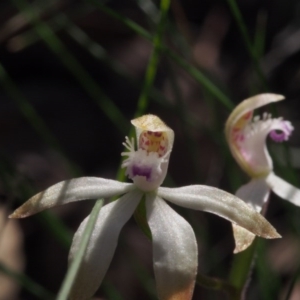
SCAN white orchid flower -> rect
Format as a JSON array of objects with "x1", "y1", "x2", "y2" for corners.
[
  {"x1": 225, "y1": 93, "x2": 300, "y2": 253},
  {"x1": 10, "y1": 114, "x2": 280, "y2": 300}
]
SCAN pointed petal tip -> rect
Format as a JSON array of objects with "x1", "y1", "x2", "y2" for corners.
[
  {"x1": 265, "y1": 93, "x2": 285, "y2": 101},
  {"x1": 266, "y1": 230, "x2": 281, "y2": 239},
  {"x1": 8, "y1": 213, "x2": 16, "y2": 219},
  {"x1": 234, "y1": 246, "x2": 246, "y2": 254},
  {"x1": 232, "y1": 224, "x2": 256, "y2": 253},
  {"x1": 259, "y1": 223, "x2": 281, "y2": 239},
  {"x1": 233, "y1": 227, "x2": 281, "y2": 254},
  {"x1": 7, "y1": 203, "x2": 37, "y2": 219},
  {"x1": 247, "y1": 93, "x2": 285, "y2": 104},
  {"x1": 8, "y1": 210, "x2": 27, "y2": 219}
]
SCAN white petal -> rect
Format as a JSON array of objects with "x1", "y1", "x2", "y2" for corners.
[
  {"x1": 266, "y1": 172, "x2": 300, "y2": 206},
  {"x1": 232, "y1": 179, "x2": 270, "y2": 253},
  {"x1": 158, "y1": 185, "x2": 280, "y2": 239},
  {"x1": 69, "y1": 190, "x2": 142, "y2": 300},
  {"x1": 146, "y1": 194, "x2": 197, "y2": 300},
  {"x1": 236, "y1": 178, "x2": 270, "y2": 212},
  {"x1": 9, "y1": 177, "x2": 134, "y2": 218},
  {"x1": 226, "y1": 93, "x2": 285, "y2": 129}
]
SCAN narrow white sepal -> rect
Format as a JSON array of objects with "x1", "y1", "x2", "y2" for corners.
[
  {"x1": 146, "y1": 194, "x2": 197, "y2": 300},
  {"x1": 158, "y1": 185, "x2": 280, "y2": 238},
  {"x1": 69, "y1": 189, "x2": 142, "y2": 300},
  {"x1": 266, "y1": 172, "x2": 300, "y2": 206},
  {"x1": 232, "y1": 179, "x2": 270, "y2": 253},
  {"x1": 9, "y1": 177, "x2": 134, "y2": 218},
  {"x1": 236, "y1": 178, "x2": 270, "y2": 212}
]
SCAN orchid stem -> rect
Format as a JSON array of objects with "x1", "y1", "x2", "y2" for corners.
[
  {"x1": 226, "y1": 0, "x2": 268, "y2": 91},
  {"x1": 196, "y1": 273, "x2": 239, "y2": 299},
  {"x1": 228, "y1": 239, "x2": 258, "y2": 298}
]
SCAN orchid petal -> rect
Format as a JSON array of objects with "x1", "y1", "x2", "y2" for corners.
[
  {"x1": 266, "y1": 172, "x2": 300, "y2": 206},
  {"x1": 236, "y1": 178, "x2": 270, "y2": 211},
  {"x1": 146, "y1": 193, "x2": 197, "y2": 300},
  {"x1": 9, "y1": 177, "x2": 134, "y2": 218},
  {"x1": 225, "y1": 94, "x2": 285, "y2": 132},
  {"x1": 232, "y1": 179, "x2": 270, "y2": 253},
  {"x1": 158, "y1": 185, "x2": 280, "y2": 239},
  {"x1": 69, "y1": 190, "x2": 142, "y2": 300},
  {"x1": 225, "y1": 94, "x2": 286, "y2": 177}
]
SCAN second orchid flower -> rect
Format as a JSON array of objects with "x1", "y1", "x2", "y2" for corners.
[{"x1": 226, "y1": 93, "x2": 300, "y2": 253}]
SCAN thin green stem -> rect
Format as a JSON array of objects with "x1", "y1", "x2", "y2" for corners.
[
  {"x1": 116, "y1": 0, "x2": 172, "y2": 183},
  {"x1": 8, "y1": 11, "x2": 176, "y2": 111},
  {"x1": 135, "y1": 0, "x2": 171, "y2": 116},
  {"x1": 226, "y1": 0, "x2": 268, "y2": 90},
  {"x1": 196, "y1": 273, "x2": 238, "y2": 298},
  {"x1": 12, "y1": 0, "x2": 129, "y2": 135},
  {"x1": 56, "y1": 199, "x2": 104, "y2": 300},
  {"x1": 228, "y1": 239, "x2": 257, "y2": 299},
  {"x1": 0, "y1": 261, "x2": 54, "y2": 300},
  {"x1": 89, "y1": 0, "x2": 233, "y2": 110},
  {"x1": 255, "y1": 240, "x2": 280, "y2": 300},
  {"x1": 254, "y1": 11, "x2": 267, "y2": 59},
  {"x1": 165, "y1": 61, "x2": 202, "y2": 181}
]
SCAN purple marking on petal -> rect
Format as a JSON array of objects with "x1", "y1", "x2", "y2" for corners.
[
  {"x1": 269, "y1": 120, "x2": 293, "y2": 142},
  {"x1": 269, "y1": 130, "x2": 286, "y2": 142},
  {"x1": 132, "y1": 165, "x2": 152, "y2": 180}
]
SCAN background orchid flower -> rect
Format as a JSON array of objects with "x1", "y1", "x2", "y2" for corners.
[
  {"x1": 225, "y1": 93, "x2": 300, "y2": 253},
  {"x1": 10, "y1": 114, "x2": 280, "y2": 300}
]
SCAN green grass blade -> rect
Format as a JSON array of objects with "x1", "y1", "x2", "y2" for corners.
[
  {"x1": 196, "y1": 273, "x2": 238, "y2": 298},
  {"x1": 135, "y1": 0, "x2": 171, "y2": 116},
  {"x1": 228, "y1": 239, "x2": 257, "y2": 294},
  {"x1": 226, "y1": 0, "x2": 268, "y2": 90},
  {"x1": 12, "y1": 0, "x2": 129, "y2": 135},
  {"x1": 56, "y1": 199, "x2": 104, "y2": 300},
  {"x1": 254, "y1": 11, "x2": 267, "y2": 59},
  {"x1": 89, "y1": 0, "x2": 234, "y2": 109},
  {"x1": 256, "y1": 240, "x2": 281, "y2": 300},
  {"x1": 7, "y1": 11, "x2": 174, "y2": 112}
]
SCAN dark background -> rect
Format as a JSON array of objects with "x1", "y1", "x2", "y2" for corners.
[{"x1": 1, "y1": 0, "x2": 300, "y2": 299}]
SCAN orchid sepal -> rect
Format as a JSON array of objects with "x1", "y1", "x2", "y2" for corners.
[
  {"x1": 69, "y1": 190, "x2": 142, "y2": 300},
  {"x1": 158, "y1": 185, "x2": 280, "y2": 239},
  {"x1": 9, "y1": 177, "x2": 134, "y2": 218},
  {"x1": 146, "y1": 193, "x2": 197, "y2": 300},
  {"x1": 231, "y1": 179, "x2": 270, "y2": 253}
]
